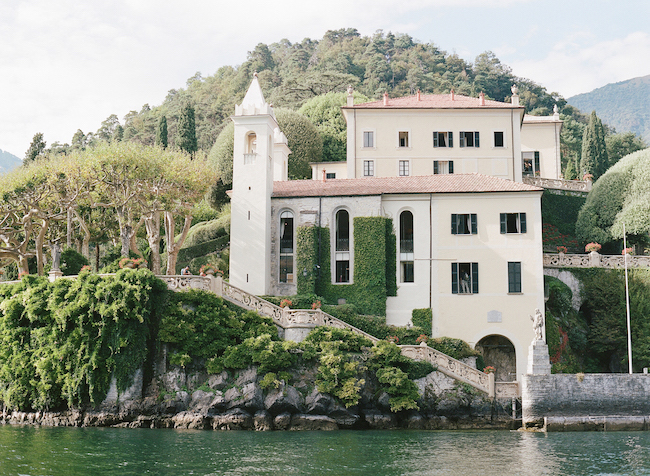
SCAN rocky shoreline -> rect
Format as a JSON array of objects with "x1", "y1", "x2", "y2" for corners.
[{"x1": 1, "y1": 365, "x2": 519, "y2": 431}]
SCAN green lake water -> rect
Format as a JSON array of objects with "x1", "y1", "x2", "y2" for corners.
[{"x1": 2, "y1": 425, "x2": 650, "y2": 475}]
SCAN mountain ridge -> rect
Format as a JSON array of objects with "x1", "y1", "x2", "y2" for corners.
[{"x1": 0, "y1": 149, "x2": 21, "y2": 174}]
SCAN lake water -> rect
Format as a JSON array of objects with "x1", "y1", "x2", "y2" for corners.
[{"x1": 2, "y1": 425, "x2": 650, "y2": 475}]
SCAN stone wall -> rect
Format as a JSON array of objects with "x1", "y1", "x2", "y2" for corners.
[{"x1": 523, "y1": 374, "x2": 650, "y2": 431}]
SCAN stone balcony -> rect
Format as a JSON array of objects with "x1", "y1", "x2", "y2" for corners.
[
  {"x1": 523, "y1": 176, "x2": 592, "y2": 194},
  {"x1": 543, "y1": 252, "x2": 650, "y2": 269}
]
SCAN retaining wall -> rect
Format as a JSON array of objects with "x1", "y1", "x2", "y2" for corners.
[{"x1": 523, "y1": 374, "x2": 650, "y2": 431}]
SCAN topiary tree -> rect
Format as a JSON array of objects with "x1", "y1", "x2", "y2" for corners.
[{"x1": 208, "y1": 122, "x2": 234, "y2": 185}]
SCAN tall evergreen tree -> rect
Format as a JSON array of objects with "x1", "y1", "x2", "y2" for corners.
[
  {"x1": 156, "y1": 115, "x2": 168, "y2": 149},
  {"x1": 24, "y1": 132, "x2": 46, "y2": 163},
  {"x1": 580, "y1": 111, "x2": 608, "y2": 180},
  {"x1": 176, "y1": 102, "x2": 197, "y2": 156}
]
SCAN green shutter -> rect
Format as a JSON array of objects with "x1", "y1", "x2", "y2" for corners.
[
  {"x1": 452, "y1": 263, "x2": 458, "y2": 294},
  {"x1": 459, "y1": 132, "x2": 465, "y2": 148},
  {"x1": 433, "y1": 132, "x2": 439, "y2": 147},
  {"x1": 520, "y1": 213, "x2": 527, "y2": 233},
  {"x1": 534, "y1": 151, "x2": 540, "y2": 175},
  {"x1": 475, "y1": 132, "x2": 480, "y2": 147},
  {"x1": 472, "y1": 263, "x2": 479, "y2": 293},
  {"x1": 471, "y1": 214, "x2": 477, "y2": 234},
  {"x1": 449, "y1": 160, "x2": 454, "y2": 174},
  {"x1": 451, "y1": 214, "x2": 457, "y2": 234},
  {"x1": 434, "y1": 160, "x2": 439, "y2": 174},
  {"x1": 448, "y1": 132, "x2": 453, "y2": 147},
  {"x1": 500, "y1": 213, "x2": 506, "y2": 234}
]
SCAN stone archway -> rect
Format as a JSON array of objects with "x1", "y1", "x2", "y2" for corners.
[{"x1": 476, "y1": 335, "x2": 516, "y2": 382}]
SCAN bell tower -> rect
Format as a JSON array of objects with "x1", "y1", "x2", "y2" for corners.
[{"x1": 230, "y1": 74, "x2": 289, "y2": 295}]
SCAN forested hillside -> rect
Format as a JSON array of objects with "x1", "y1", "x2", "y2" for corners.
[
  {"x1": 0, "y1": 149, "x2": 21, "y2": 174},
  {"x1": 568, "y1": 75, "x2": 650, "y2": 145}
]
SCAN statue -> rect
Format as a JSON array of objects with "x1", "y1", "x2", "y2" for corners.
[
  {"x1": 50, "y1": 240, "x2": 61, "y2": 271},
  {"x1": 347, "y1": 84, "x2": 354, "y2": 95},
  {"x1": 511, "y1": 84, "x2": 519, "y2": 96},
  {"x1": 530, "y1": 308, "x2": 544, "y2": 342}
]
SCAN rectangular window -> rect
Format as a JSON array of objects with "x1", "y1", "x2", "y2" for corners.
[
  {"x1": 401, "y1": 261, "x2": 414, "y2": 283},
  {"x1": 326, "y1": 172, "x2": 336, "y2": 179},
  {"x1": 508, "y1": 262, "x2": 522, "y2": 293},
  {"x1": 399, "y1": 131, "x2": 409, "y2": 148},
  {"x1": 363, "y1": 131, "x2": 374, "y2": 148},
  {"x1": 335, "y1": 259, "x2": 350, "y2": 283},
  {"x1": 500, "y1": 213, "x2": 527, "y2": 234},
  {"x1": 451, "y1": 213, "x2": 477, "y2": 235},
  {"x1": 279, "y1": 255, "x2": 293, "y2": 284},
  {"x1": 452, "y1": 262, "x2": 479, "y2": 294},
  {"x1": 399, "y1": 160, "x2": 410, "y2": 176},
  {"x1": 494, "y1": 131, "x2": 504, "y2": 148},
  {"x1": 363, "y1": 160, "x2": 374, "y2": 177},
  {"x1": 522, "y1": 151, "x2": 540, "y2": 176},
  {"x1": 433, "y1": 131, "x2": 453, "y2": 148},
  {"x1": 459, "y1": 131, "x2": 480, "y2": 148},
  {"x1": 434, "y1": 160, "x2": 454, "y2": 174}
]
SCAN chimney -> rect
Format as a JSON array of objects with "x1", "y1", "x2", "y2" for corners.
[
  {"x1": 322, "y1": 169, "x2": 327, "y2": 182},
  {"x1": 479, "y1": 91, "x2": 485, "y2": 106},
  {"x1": 417, "y1": 89, "x2": 421, "y2": 101},
  {"x1": 511, "y1": 84, "x2": 519, "y2": 107},
  {"x1": 346, "y1": 85, "x2": 354, "y2": 107},
  {"x1": 383, "y1": 92, "x2": 389, "y2": 106},
  {"x1": 450, "y1": 89, "x2": 455, "y2": 101}
]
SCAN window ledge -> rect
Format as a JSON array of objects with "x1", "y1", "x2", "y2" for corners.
[{"x1": 507, "y1": 292, "x2": 523, "y2": 295}]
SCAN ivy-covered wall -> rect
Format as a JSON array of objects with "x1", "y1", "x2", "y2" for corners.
[{"x1": 296, "y1": 217, "x2": 396, "y2": 316}]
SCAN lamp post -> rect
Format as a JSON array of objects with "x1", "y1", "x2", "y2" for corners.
[{"x1": 624, "y1": 223, "x2": 633, "y2": 374}]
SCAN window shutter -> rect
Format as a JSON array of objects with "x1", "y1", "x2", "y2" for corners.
[
  {"x1": 475, "y1": 132, "x2": 480, "y2": 147},
  {"x1": 534, "y1": 151, "x2": 540, "y2": 174},
  {"x1": 448, "y1": 132, "x2": 453, "y2": 147},
  {"x1": 472, "y1": 263, "x2": 479, "y2": 294},
  {"x1": 451, "y1": 214, "x2": 457, "y2": 234},
  {"x1": 500, "y1": 213, "x2": 506, "y2": 234},
  {"x1": 449, "y1": 161, "x2": 454, "y2": 174},
  {"x1": 434, "y1": 160, "x2": 439, "y2": 174},
  {"x1": 433, "y1": 132, "x2": 439, "y2": 148},
  {"x1": 452, "y1": 263, "x2": 458, "y2": 294},
  {"x1": 520, "y1": 213, "x2": 527, "y2": 233},
  {"x1": 471, "y1": 214, "x2": 477, "y2": 234},
  {"x1": 459, "y1": 132, "x2": 465, "y2": 148}
]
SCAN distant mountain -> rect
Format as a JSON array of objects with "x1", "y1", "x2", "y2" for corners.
[
  {"x1": 0, "y1": 149, "x2": 21, "y2": 174},
  {"x1": 568, "y1": 74, "x2": 650, "y2": 145}
]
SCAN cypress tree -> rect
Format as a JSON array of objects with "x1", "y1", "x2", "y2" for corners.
[
  {"x1": 580, "y1": 111, "x2": 608, "y2": 181},
  {"x1": 176, "y1": 103, "x2": 197, "y2": 156},
  {"x1": 156, "y1": 115, "x2": 168, "y2": 149}
]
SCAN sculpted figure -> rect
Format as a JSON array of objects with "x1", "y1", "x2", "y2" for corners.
[
  {"x1": 530, "y1": 308, "x2": 543, "y2": 342},
  {"x1": 50, "y1": 241, "x2": 61, "y2": 271}
]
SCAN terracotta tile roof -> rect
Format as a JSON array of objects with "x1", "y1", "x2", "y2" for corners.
[
  {"x1": 345, "y1": 93, "x2": 522, "y2": 110},
  {"x1": 273, "y1": 174, "x2": 542, "y2": 198}
]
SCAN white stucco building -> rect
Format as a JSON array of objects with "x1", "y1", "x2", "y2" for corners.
[{"x1": 230, "y1": 76, "x2": 560, "y2": 382}]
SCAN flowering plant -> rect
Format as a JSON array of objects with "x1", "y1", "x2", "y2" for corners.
[
  {"x1": 18, "y1": 271, "x2": 29, "y2": 279},
  {"x1": 311, "y1": 300, "x2": 321, "y2": 310},
  {"x1": 583, "y1": 173, "x2": 593, "y2": 181},
  {"x1": 387, "y1": 335, "x2": 399, "y2": 344},
  {"x1": 483, "y1": 366, "x2": 496, "y2": 374},
  {"x1": 119, "y1": 257, "x2": 147, "y2": 269},
  {"x1": 80, "y1": 265, "x2": 92, "y2": 273},
  {"x1": 280, "y1": 299, "x2": 292, "y2": 308},
  {"x1": 585, "y1": 242, "x2": 601, "y2": 253},
  {"x1": 622, "y1": 247, "x2": 634, "y2": 255},
  {"x1": 556, "y1": 246, "x2": 568, "y2": 254},
  {"x1": 416, "y1": 334, "x2": 429, "y2": 344}
]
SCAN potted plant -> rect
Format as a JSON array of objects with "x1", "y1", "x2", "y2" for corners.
[
  {"x1": 200, "y1": 264, "x2": 217, "y2": 276},
  {"x1": 311, "y1": 300, "x2": 321, "y2": 310},
  {"x1": 280, "y1": 298, "x2": 292, "y2": 308},
  {"x1": 80, "y1": 265, "x2": 92, "y2": 273},
  {"x1": 556, "y1": 246, "x2": 568, "y2": 254},
  {"x1": 416, "y1": 334, "x2": 429, "y2": 344},
  {"x1": 585, "y1": 242, "x2": 601, "y2": 253},
  {"x1": 483, "y1": 366, "x2": 496, "y2": 374},
  {"x1": 387, "y1": 335, "x2": 399, "y2": 344},
  {"x1": 622, "y1": 247, "x2": 634, "y2": 255}
]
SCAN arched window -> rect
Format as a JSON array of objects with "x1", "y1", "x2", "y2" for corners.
[
  {"x1": 246, "y1": 132, "x2": 257, "y2": 154},
  {"x1": 279, "y1": 211, "x2": 294, "y2": 283},
  {"x1": 335, "y1": 210, "x2": 350, "y2": 283},
  {"x1": 400, "y1": 211, "x2": 414, "y2": 283}
]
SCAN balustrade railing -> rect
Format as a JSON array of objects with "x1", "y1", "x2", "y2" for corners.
[
  {"x1": 544, "y1": 252, "x2": 650, "y2": 269},
  {"x1": 523, "y1": 176, "x2": 592, "y2": 193}
]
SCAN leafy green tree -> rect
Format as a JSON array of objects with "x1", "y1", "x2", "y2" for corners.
[
  {"x1": 96, "y1": 114, "x2": 121, "y2": 142},
  {"x1": 299, "y1": 91, "x2": 370, "y2": 162},
  {"x1": 176, "y1": 102, "x2": 197, "y2": 155},
  {"x1": 24, "y1": 132, "x2": 46, "y2": 163},
  {"x1": 606, "y1": 131, "x2": 646, "y2": 167},
  {"x1": 580, "y1": 111, "x2": 608, "y2": 180},
  {"x1": 156, "y1": 115, "x2": 168, "y2": 149}
]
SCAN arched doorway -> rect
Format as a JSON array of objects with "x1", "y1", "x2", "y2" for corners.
[{"x1": 476, "y1": 335, "x2": 516, "y2": 382}]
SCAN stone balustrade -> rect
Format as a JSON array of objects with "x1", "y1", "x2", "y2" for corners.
[
  {"x1": 522, "y1": 176, "x2": 592, "y2": 193},
  {"x1": 544, "y1": 252, "x2": 650, "y2": 269}
]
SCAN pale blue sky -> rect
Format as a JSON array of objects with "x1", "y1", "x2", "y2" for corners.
[{"x1": 1, "y1": 0, "x2": 648, "y2": 157}]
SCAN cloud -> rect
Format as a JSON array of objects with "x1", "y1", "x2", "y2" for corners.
[{"x1": 510, "y1": 31, "x2": 650, "y2": 97}]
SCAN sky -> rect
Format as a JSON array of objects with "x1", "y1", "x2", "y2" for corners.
[{"x1": 1, "y1": 0, "x2": 649, "y2": 158}]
